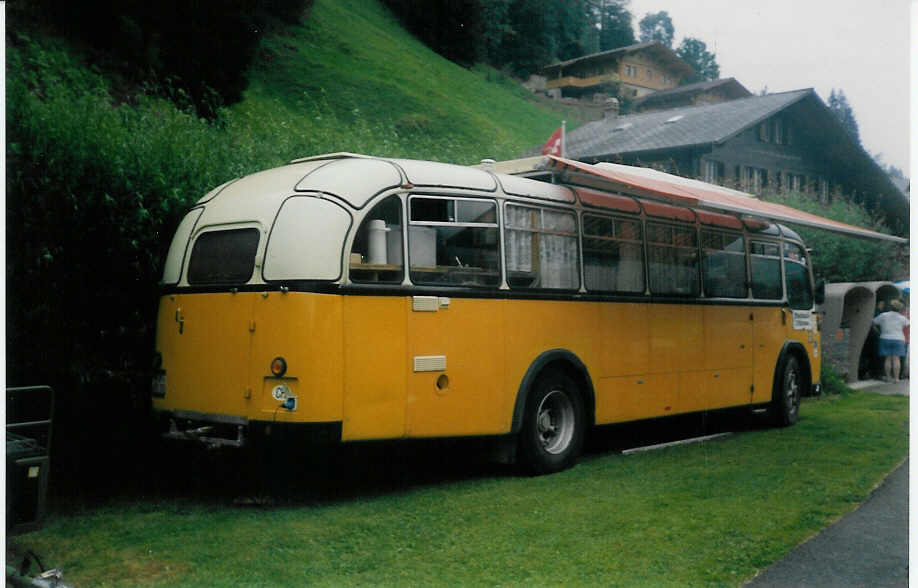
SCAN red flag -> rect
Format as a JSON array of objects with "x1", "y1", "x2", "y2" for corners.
[{"x1": 541, "y1": 128, "x2": 562, "y2": 156}]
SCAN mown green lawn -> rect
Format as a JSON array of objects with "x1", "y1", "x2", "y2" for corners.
[{"x1": 8, "y1": 391, "x2": 907, "y2": 587}]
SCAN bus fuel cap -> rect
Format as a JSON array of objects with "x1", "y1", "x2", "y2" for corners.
[{"x1": 271, "y1": 384, "x2": 291, "y2": 401}]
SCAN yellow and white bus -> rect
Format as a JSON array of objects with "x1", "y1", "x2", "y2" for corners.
[{"x1": 152, "y1": 153, "x2": 874, "y2": 474}]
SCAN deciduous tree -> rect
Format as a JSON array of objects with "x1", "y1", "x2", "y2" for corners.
[
  {"x1": 638, "y1": 11, "x2": 674, "y2": 48},
  {"x1": 592, "y1": 0, "x2": 636, "y2": 51}
]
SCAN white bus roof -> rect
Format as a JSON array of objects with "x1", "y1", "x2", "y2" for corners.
[{"x1": 546, "y1": 156, "x2": 907, "y2": 244}]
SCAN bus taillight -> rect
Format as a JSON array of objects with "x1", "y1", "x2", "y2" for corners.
[{"x1": 270, "y1": 357, "x2": 287, "y2": 377}]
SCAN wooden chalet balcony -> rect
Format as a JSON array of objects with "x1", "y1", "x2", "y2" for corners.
[{"x1": 546, "y1": 72, "x2": 620, "y2": 90}]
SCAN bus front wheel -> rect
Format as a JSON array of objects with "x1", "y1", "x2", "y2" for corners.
[
  {"x1": 772, "y1": 354, "x2": 802, "y2": 427},
  {"x1": 519, "y1": 371, "x2": 585, "y2": 475}
]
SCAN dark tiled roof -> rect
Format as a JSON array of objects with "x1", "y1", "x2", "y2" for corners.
[
  {"x1": 565, "y1": 89, "x2": 812, "y2": 159},
  {"x1": 631, "y1": 77, "x2": 751, "y2": 108},
  {"x1": 543, "y1": 41, "x2": 659, "y2": 69},
  {"x1": 541, "y1": 41, "x2": 696, "y2": 79}
]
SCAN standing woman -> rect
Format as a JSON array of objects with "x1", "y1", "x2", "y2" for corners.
[{"x1": 873, "y1": 299, "x2": 910, "y2": 381}]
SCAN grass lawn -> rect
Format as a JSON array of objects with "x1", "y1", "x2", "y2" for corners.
[{"x1": 8, "y1": 391, "x2": 907, "y2": 586}]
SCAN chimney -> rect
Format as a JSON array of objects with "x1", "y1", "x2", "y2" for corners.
[{"x1": 603, "y1": 97, "x2": 620, "y2": 120}]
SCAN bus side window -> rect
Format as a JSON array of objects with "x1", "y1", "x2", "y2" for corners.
[
  {"x1": 646, "y1": 221, "x2": 699, "y2": 296},
  {"x1": 349, "y1": 196, "x2": 404, "y2": 283},
  {"x1": 784, "y1": 242, "x2": 813, "y2": 309},
  {"x1": 750, "y1": 241, "x2": 782, "y2": 300},
  {"x1": 582, "y1": 214, "x2": 644, "y2": 293},
  {"x1": 701, "y1": 230, "x2": 747, "y2": 298},
  {"x1": 505, "y1": 204, "x2": 579, "y2": 290},
  {"x1": 408, "y1": 196, "x2": 500, "y2": 287}
]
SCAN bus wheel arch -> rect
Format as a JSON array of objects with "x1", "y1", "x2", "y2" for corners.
[
  {"x1": 512, "y1": 349, "x2": 594, "y2": 474},
  {"x1": 771, "y1": 342, "x2": 811, "y2": 427}
]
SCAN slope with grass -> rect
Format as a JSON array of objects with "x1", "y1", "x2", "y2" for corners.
[{"x1": 240, "y1": 0, "x2": 584, "y2": 165}]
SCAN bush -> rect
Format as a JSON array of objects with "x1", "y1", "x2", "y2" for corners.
[
  {"x1": 820, "y1": 362, "x2": 851, "y2": 396},
  {"x1": 761, "y1": 190, "x2": 906, "y2": 283},
  {"x1": 17, "y1": 0, "x2": 314, "y2": 116}
]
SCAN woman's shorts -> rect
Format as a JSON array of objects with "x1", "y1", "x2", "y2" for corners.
[{"x1": 878, "y1": 338, "x2": 907, "y2": 357}]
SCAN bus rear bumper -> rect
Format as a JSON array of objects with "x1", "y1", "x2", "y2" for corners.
[
  {"x1": 156, "y1": 409, "x2": 342, "y2": 449},
  {"x1": 161, "y1": 409, "x2": 247, "y2": 449}
]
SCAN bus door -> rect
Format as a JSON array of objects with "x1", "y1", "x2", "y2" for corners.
[
  {"x1": 749, "y1": 240, "x2": 789, "y2": 404},
  {"x1": 781, "y1": 242, "x2": 818, "y2": 361},
  {"x1": 341, "y1": 195, "x2": 409, "y2": 441},
  {"x1": 157, "y1": 291, "x2": 258, "y2": 420},
  {"x1": 703, "y1": 305, "x2": 753, "y2": 409},
  {"x1": 157, "y1": 226, "x2": 264, "y2": 419},
  {"x1": 249, "y1": 292, "x2": 345, "y2": 429},
  {"x1": 404, "y1": 196, "x2": 506, "y2": 437},
  {"x1": 700, "y1": 230, "x2": 753, "y2": 410}
]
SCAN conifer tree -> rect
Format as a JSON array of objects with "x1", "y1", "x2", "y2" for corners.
[{"x1": 828, "y1": 88, "x2": 861, "y2": 147}]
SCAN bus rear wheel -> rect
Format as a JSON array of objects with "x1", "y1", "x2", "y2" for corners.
[
  {"x1": 772, "y1": 355, "x2": 802, "y2": 427},
  {"x1": 519, "y1": 371, "x2": 585, "y2": 475}
]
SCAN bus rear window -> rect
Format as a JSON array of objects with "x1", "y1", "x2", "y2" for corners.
[{"x1": 187, "y1": 228, "x2": 260, "y2": 285}]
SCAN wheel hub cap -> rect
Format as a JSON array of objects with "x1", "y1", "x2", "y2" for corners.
[{"x1": 536, "y1": 390, "x2": 575, "y2": 455}]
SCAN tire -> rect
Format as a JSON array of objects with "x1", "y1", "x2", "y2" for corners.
[
  {"x1": 518, "y1": 371, "x2": 585, "y2": 475},
  {"x1": 772, "y1": 354, "x2": 802, "y2": 427}
]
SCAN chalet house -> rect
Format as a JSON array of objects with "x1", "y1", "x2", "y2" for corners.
[
  {"x1": 537, "y1": 42, "x2": 696, "y2": 101},
  {"x1": 557, "y1": 88, "x2": 908, "y2": 234}
]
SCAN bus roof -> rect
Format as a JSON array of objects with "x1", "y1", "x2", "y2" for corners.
[{"x1": 546, "y1": 156, "x2": 906, "y2": 244}]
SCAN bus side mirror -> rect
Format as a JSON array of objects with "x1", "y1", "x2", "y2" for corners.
[{"x1": 814, "y1": 280, "x2": 826, "y2": 305}]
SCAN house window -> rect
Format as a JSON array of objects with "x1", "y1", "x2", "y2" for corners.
[
  {"x1": 773, "y1": 119, "x2": 784, "y2": 144},
  {"x1": 743, "y1": 167, "x2": 767, "y2": 193},
  {"x1": 647, "y1": 69, "x2": 653, "y2": 80},
  {"x1": 758, "y1": 121, "x2": 771, "y2": 143},
  {"x1": 704, "y1": 160, "x2": 724, "y2": 184}
]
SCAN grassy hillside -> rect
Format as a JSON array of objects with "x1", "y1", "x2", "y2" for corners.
[
  {"x1": 240, "y1": 0, "x2": 583, "y2": 164},
  {"x1": 6, "y1": 0, "x2": 583, "y2": 495}
]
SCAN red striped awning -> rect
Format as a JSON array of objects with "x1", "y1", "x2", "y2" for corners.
[{"x1": 548, "y1": 156, "x2": 906, "y2": 244}]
